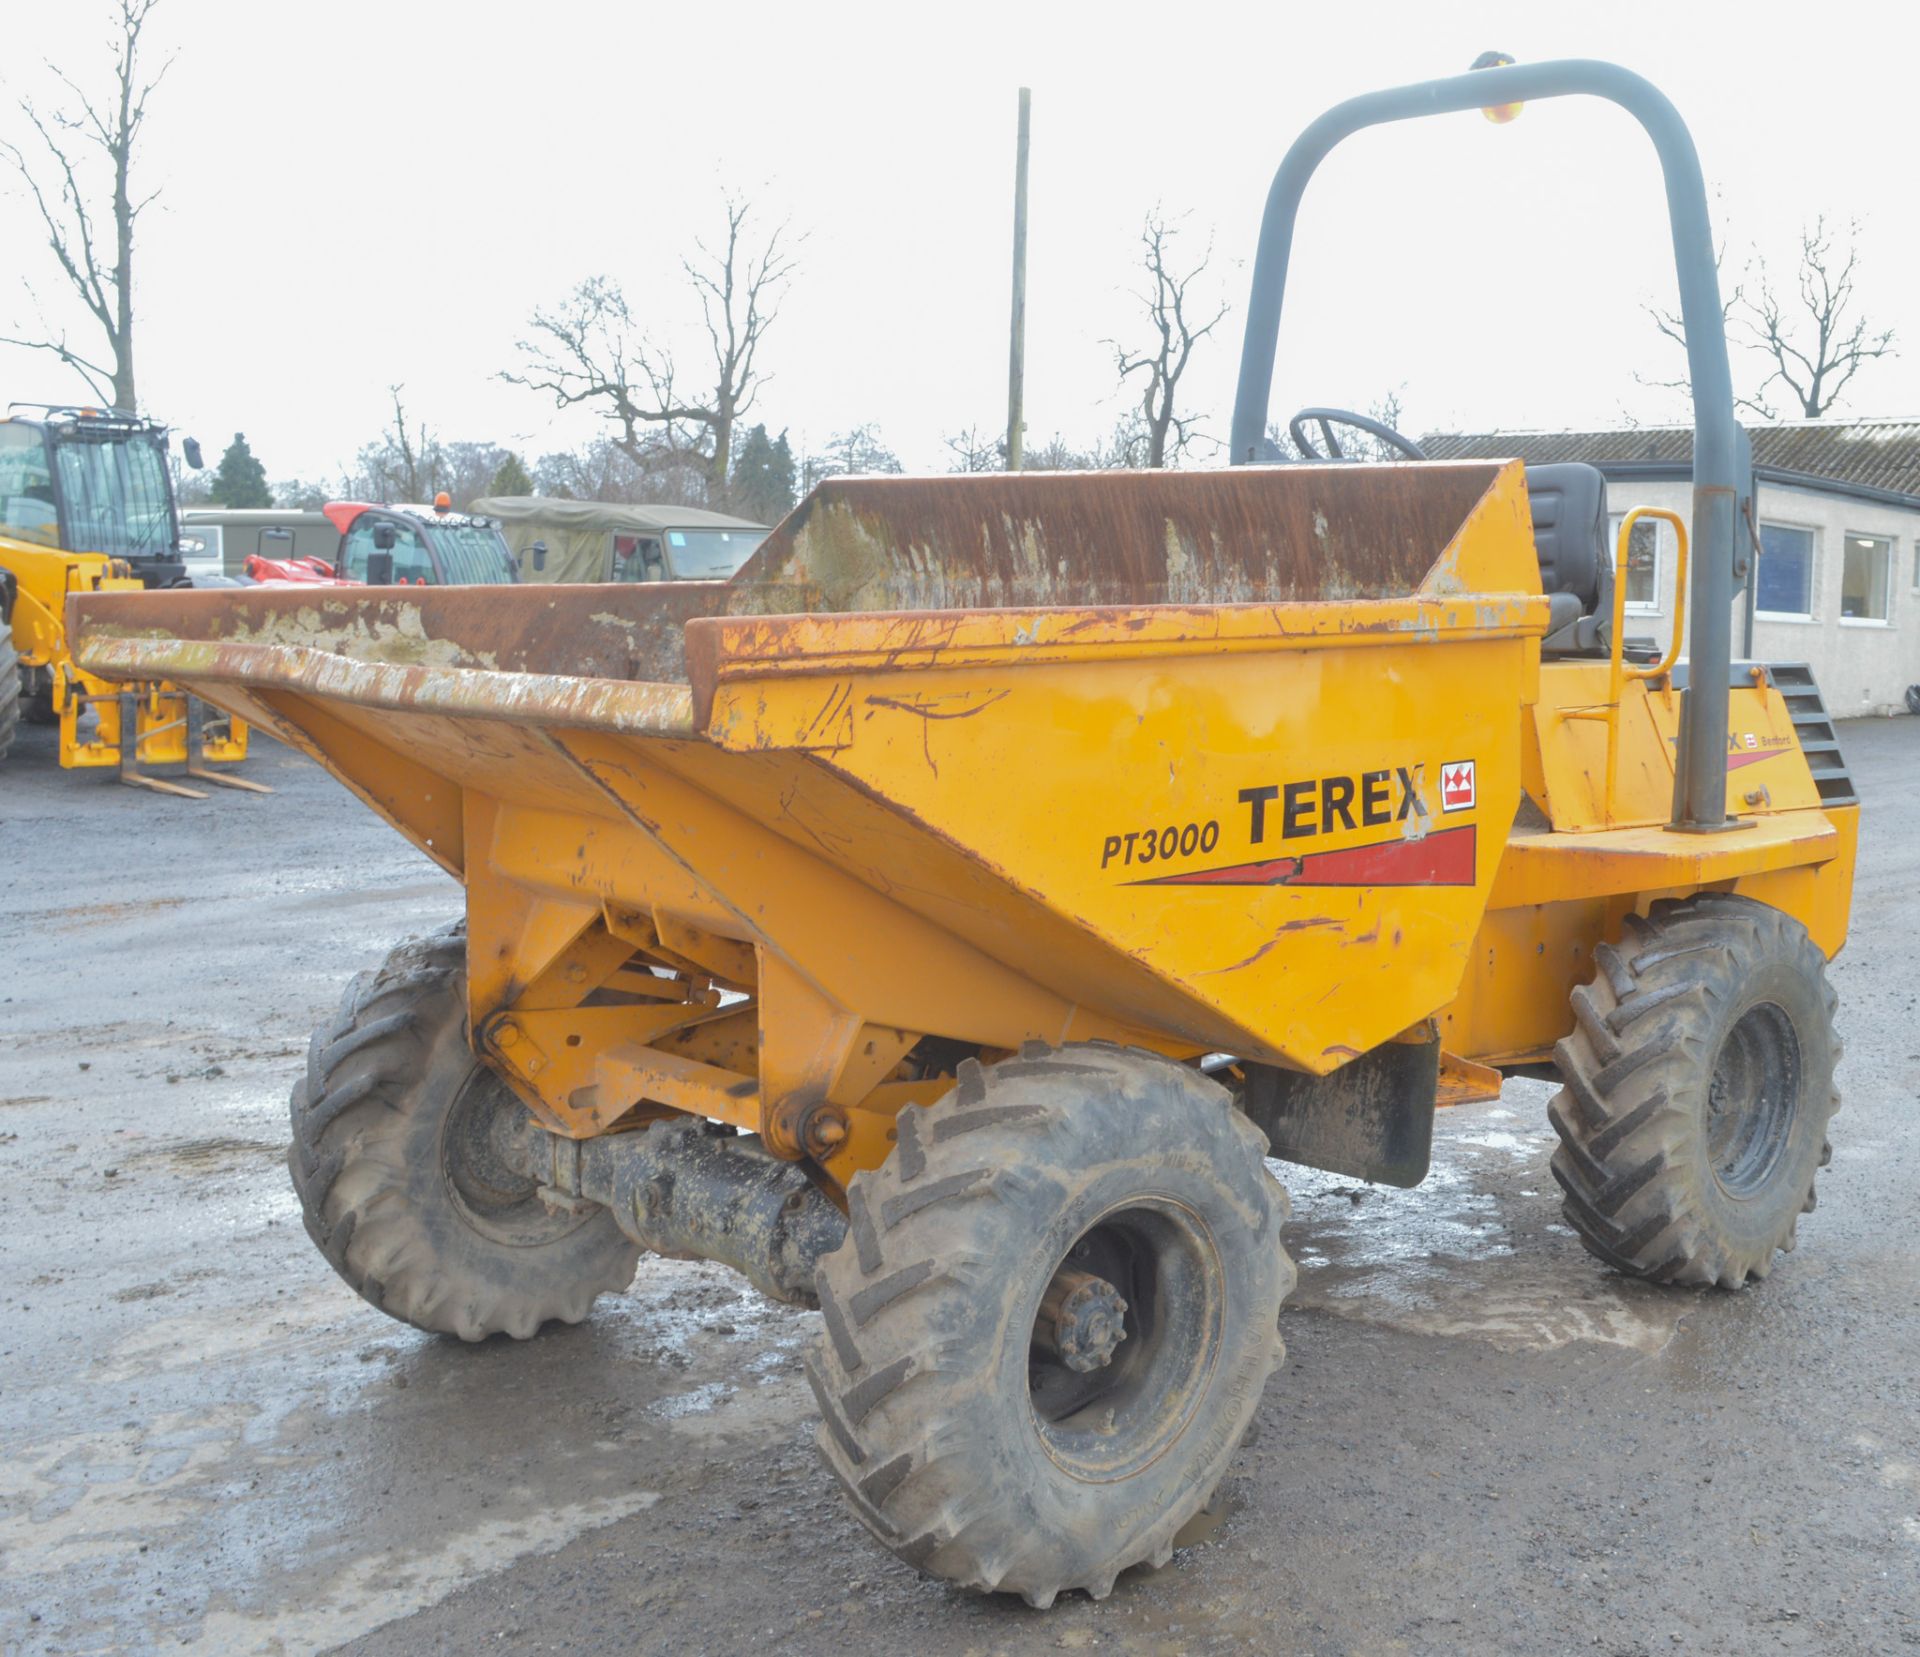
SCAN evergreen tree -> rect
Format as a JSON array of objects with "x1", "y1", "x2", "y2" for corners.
[
  {"x1": 487, "y1": 451, "x2": 534, "y2": 496},
  {"x1": 209, "y1": 432, "x2": 272, "y2": 508},
  {"x1": 728, "y1": 423, "x2": 797, "y2": 523}
]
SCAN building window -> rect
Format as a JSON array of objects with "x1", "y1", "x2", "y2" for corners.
[
  {"x1": 1911, "y1": 541, "x2": 1920, "y2": 592},
  {"x1": 1841, "y1": 533, "x2": 1892, "y2": 622},
  {"x1": 1755, "y1": 523, "x2": 1815, "y2": 618},
  {"x1": 1607, "y1": 513, "x2": 1671, "y2": 612}
]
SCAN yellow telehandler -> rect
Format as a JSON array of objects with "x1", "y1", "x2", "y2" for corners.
[
  {"x1": 0, "y1": 403, "x2": 260, "y2": 796},
  {"x1": 70, "y1": 59, "x2": 1856, "y2": 1604}
]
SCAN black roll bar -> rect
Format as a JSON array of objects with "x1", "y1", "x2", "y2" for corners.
[{"x1": 1228, "y1": 59, "x2": 1740, "y2": 833}]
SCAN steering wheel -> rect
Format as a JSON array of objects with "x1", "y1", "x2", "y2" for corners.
[{"x1": 1287, "y1": 407, "x2": 1428, "y2": 461}]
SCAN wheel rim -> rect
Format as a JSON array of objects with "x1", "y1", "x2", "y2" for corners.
[
  {"x1": 440, "y1": 1066, "x2": 592, "y2": 1247},
  {"x1": 1707, "y1": 1001, "x2": 1803, "y2": 1199},
  {"x1": 1026, "y1": 1197, "x2": 1223, "y2": 1483}
]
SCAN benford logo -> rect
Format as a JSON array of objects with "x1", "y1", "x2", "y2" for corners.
[{"x1": 1440, "y1": 760, "x2": 1476, "y2": 812}]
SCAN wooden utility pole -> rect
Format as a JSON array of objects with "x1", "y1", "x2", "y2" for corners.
[{"x1": 1006, "y1": 88, "x2": 1031, "y2": 471}]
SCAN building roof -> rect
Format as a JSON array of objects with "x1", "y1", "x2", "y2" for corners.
[{"x1": 1423, "y1": 418, "x2": 1920, "y2": 506}]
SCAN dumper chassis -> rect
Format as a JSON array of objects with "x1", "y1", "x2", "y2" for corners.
[{"x1": 71, "y1": 59, "x2": 1856, "y2": 1606}]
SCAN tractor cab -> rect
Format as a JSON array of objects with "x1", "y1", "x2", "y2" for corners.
[
  {"x1": 324, "y1": 496, "x2": 518, "y2": 586},
  {"x1": 0, "y1": 403, "x2": 188, "y2": 588}
]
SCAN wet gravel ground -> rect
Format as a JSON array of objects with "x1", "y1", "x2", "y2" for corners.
[{"x1": 1, "y1": 715, "x2": 1916, "y2": 1655}]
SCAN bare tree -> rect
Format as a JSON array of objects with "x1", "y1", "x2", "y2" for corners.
[
  {"x1": 439, "y1": 440, "x2": 517, "y2": 510},
  {"x1": 533, "y1": 434, "x2": 707, "y2": 507},
  {"x1": 1107, "y1": 209, "x2": 1227, "y2": 468},
  {"x1": 375, "y1": 387, "x2": 442, "y2": 500},
  {"x1": 1024, "y1": 431, "x2": 1113, "y2": 471},
  {"x1": 944, "y1": 425, "x2": 1006, "y2": 474},
  {"x1": 945, "y1": 415, "x2": 1146, "y2": 473},
  {"x1": 336, "y1": 387, "x2": 445, "y2": 501},
  {"x1": 1644, "y1": 242, "x2": 1743, "y2": 408},
  {"x1": 1740, "y1": 217, "x2": 1895, "y2": 417},
  {"x1": 1647, "y1": 217, "x2": 1895, "y2": 418},
  {"x1": 507, "y1": 195, "x2": 797, "y2": 504},
  {"x1": 270, "y1": 477, "x2": 331, "y2": 510},
  {"x1": 801, "y1": 424, "x2": 903, "y2": 490},
  {"x1": 0, "y1": 0, "x2": 169, "y2": 410}
]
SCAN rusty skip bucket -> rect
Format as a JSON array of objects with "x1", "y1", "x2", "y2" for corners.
[{"x1": 69, "y1": 462, "x2": 1549, "y2": 1180}]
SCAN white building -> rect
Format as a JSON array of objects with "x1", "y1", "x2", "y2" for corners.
[{"x1": 1426, "y1": 419, "x2": 1920, "y2": 716}]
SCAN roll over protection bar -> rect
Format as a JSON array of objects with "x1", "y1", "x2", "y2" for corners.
[{"x1": 1228, "y1": 59, "x2": 1742, "y2": 833}]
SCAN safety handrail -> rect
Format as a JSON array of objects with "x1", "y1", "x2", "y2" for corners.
[
  {"x1": 1603, "y1": 507, "x2": 1689, "y2": 821},
  {"x1": 1610, "y1": 509, "x2": 1689, "y2": 689}
]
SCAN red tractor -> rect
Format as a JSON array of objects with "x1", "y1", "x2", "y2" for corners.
[{"x1": 241, "y1": 496, "x2": 518, "y2": 587}]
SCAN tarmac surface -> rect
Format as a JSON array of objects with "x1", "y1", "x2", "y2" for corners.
[{"x1": 1, "y1": 714, "x2": 1916, "y2": 1656}]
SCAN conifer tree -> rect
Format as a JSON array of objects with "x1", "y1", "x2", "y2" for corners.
[
  {"x1": 488, "y1": 452, "x2": 533, "y2": 496},
  {"x1": 729, "y1": 423, "x2": 796, "y2": 522},
  {"x1": 209, "y1": 432, "x2": 272, "y2": 508}
]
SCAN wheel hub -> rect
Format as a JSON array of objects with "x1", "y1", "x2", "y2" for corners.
[
  {"x1": 1041, "y1": 1269, "x2": 1129, "y2": 1372},
  {"x1": 1707, "y1": 1000, "x2": 1803, "y2": 1199},
  {"x1": 441, "y1": 1068, "x2": 591, "y2": 1248},
  {"x1": 1026, "y1": 1201, "x2": 1224, "y2": 1482}
]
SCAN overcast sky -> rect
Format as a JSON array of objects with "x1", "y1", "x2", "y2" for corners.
[{"x1": 2, "y1": 0, "x2": 1913, "y2": 485}]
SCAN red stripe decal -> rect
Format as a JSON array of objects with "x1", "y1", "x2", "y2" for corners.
[
  {"x1": 1140, "y1": 855, "x2": 1303, "y2": 887},
  {"x1": 1130, "y1": 823, "x2": 1477, "y2": 888},
  {"x1": 1725, "y1": 748, "x2": 1780, "y2": 771}
]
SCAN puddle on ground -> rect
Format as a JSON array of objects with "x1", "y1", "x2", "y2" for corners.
[
  {"x1": 650, "y1": 1380, "x2": 734, "y2": 1419},
  {"x1": 1281, "y1": 1090, "x2": 1694, "y2": 1355},
  {"x1": 183, "y1": 1491, "x2": 661, "y2": 1654},
  {"x1": 1170, "y1": 1487, "x2": 1242, "y2": 1553}
]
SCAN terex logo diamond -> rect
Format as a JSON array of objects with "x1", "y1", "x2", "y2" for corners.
[{"x1": 1440, "y1": 760, "x2": 1476, "y2": 813}]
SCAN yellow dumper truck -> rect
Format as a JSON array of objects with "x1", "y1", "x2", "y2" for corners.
[
  {"x1": 1, "y1": 403, "x2": 254, "y2": 794},
  {"x1": 70, "y1": 59, "x2": 1856, "y2": 1605}
]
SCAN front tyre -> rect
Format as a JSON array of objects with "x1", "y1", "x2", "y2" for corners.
[
  {"x1": 289, "y1": 925, "x2": 640, "y2": 1339},
  {"x1": 0, "y1": 636, "x2": 20, "y2": 763},
  {"x1": 807, "y1": 1044, "x2": 1293, "y2": 1607},
  {"x1": 1549, "y1": 895, "x2": 1840, "y2": 1288}
]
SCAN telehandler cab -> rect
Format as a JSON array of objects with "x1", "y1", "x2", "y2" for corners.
[
  {"x1": 0, "y1": 403, "x2": 261, "y2": 795},
  {"x1": 70, "y1": 59, "x2": 1855, "y2": 1604}
]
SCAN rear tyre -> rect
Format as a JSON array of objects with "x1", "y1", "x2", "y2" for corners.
[
  {"x1": 1549, "y1": 895, "x2": 1839, "y2": 1288},
  {"x1": 0, "y1": 638, "x2": 19, "y2": 763},
  {"x1": 289, "y1": 924, "x2": 640, "y2": 1339},
  {"x1": 807, "y1": 1044, "x2": 1293, "y2": 1607}
]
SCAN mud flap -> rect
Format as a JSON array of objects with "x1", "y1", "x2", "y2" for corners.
[{"x1": 1238, "y1": 1035, "x2": 1437, "y2": 1188}]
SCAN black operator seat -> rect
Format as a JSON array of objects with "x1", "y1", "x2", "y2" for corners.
[{"x1": 1524, "y1": 461, "x2": 1613, "y2": 657}]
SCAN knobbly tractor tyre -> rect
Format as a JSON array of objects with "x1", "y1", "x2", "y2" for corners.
[
  {"x1": 807, "y1": 1043, "x2": 1294, "y2": 1607},
  {"x1": 1549, "y1": 894, "x2": 1840, "y2": 1288},
  {"x1": 289, "y1": 925, "x2": 640, "y2": 1340},
  {"x1": 0, "y1": 637, "x2": 19, "y2": 763}
]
